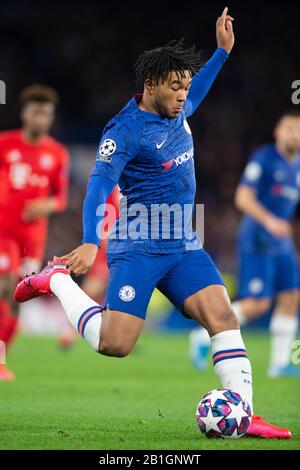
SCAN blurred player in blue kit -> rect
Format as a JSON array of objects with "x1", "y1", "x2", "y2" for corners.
[
  {"x1": 190, "y1": 111, "x2": 300, "y2": 378},
  {"x1": 15, "y1": 8, "x2": 292, "y2": 438}
]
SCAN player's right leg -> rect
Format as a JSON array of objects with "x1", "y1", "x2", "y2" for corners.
[
  {"x1": 14, "y1": 258, "x2": 141, "y2": 356},
  {"x1": 14, "y1": 250, "x2": 170, "y2": 357}
]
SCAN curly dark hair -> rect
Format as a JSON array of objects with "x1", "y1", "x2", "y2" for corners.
[{"x1": 134, "y1": 38, "x2": 202, "y2": 85}]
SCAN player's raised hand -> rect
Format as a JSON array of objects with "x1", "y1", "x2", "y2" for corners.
[
  {"x1": 216, "y1": 6, "x2": 235, "y2": 53},
  {"x1": 61, "y1": 243, "x2": 98, "y2": 275}
]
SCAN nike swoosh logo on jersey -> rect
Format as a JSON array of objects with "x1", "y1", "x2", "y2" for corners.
[{"x1": 156, "y1": 139, "x2": 167, "y2": 149}]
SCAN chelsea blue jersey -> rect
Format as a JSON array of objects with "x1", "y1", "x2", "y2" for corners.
[
  {"x1": 238, "y1": 144, "x2": 300, "y2": 254},
  {"x1": 90, "y1": 48, "x2": 228, "y2": 253}
]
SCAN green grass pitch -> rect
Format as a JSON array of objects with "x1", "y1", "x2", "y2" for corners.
[{"x1": 0, "y1": 332, "x2": 299, "y2": 450}]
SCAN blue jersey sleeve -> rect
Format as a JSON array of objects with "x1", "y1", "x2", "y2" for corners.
[
  {"x1": 91, "y1": 123, "x2": 136, "y2": 183},
  {"x1": 239, "y1": 149, "x2": 268, "y2": 190},
  {"x1": 82, "y1": 175, "x2": 115, "y2": 246},
  {"x1": 82, "y1": 123, "x2": 136, "y2": 246},
  {"x1": 184, "y1": 48, "x2": 229, "y2": 118}
]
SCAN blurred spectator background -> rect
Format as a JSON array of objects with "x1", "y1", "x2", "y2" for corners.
[{"x1": 1, "y1": 0, "x2": 300, "y2": 277}]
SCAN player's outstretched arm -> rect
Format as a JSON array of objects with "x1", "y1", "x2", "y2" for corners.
[
  {"x1": 185, "y1": 7, "x2": 234, "y2": 117},
  {"x1": 62, "y1": 175, "x2": 115, "y2": 275}
]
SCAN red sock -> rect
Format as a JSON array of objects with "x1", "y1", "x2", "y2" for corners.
[{"x1": 0, "y1": 300, "x2": 19, "y2": 349}]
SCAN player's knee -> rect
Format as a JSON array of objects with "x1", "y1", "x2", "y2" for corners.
[{"x1": 98, "y1": 338, "x2": 132, "y2": 358}]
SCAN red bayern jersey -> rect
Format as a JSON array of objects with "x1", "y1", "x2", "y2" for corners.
[{"x1": 0, "y1": 129, "x2": 69, "y2": 231}]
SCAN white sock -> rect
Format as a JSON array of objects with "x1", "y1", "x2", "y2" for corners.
[
  {"x1": 211, "y1": 329, "x2": 253, "y2": 412},
  {"x1": 231, "y1": 301, "x2": 247, "y2": 327},
  {"x1": 269, "y1": 312, "x2": 299, "y2": 369},
  {"x1": 50, "y1": 273, "x2": 103, "y2": 351}
]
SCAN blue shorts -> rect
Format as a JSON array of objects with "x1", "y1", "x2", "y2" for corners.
[
  {"x1": 105, "y1": 248, "x2": 224, "y2": 319},
  {"x1": 238, "y1": 249, "x2": 299, "y2": 299}
]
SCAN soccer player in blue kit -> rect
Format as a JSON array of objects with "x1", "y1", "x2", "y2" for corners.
[
  {"x1": 190, "y1": 111, "x2": 300, "y2": 379},
  {"x1": 14, "y1": 8, "x2": 292, "y2": 438}
]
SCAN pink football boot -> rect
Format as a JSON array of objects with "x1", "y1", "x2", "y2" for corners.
[
  {"x1": 14, "y1": 257, "x2": 70, "y2": 303},
  {"x1": 246, "y1": 415, "x2": 292, "y2": 439}
]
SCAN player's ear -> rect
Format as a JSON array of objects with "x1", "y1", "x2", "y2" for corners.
[{"x1": 144, "y1": 79, "x2": 156, "y2": 95}]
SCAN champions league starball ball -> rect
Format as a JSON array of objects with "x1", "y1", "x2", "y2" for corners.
[{"x1": 195, "y1": 389, "x2": 252, "y2": 439}]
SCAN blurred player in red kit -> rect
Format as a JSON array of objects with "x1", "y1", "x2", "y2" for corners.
[
  {"x1": 58, "y1": 186, "x2": 120, "y2": 349},
  {"x1": 0, "y1": 85, "x2": 69, "y2": 380}
]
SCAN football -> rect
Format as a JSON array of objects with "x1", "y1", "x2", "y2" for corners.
[{"x1": 195, "y1": 389, "x2": 252, "y2": 439}]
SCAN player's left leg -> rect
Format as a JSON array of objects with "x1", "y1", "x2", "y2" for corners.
[
  {"x1": 158, "y1": 249, "x2": 253, "y2": 410},
  {"x1": 158, "y1": 248, "x2": 292, "y2": 438},
  {"x1": 184, "y1": 285, "x2": 255, "y2": 407},
  {"x1": 188, "y1": 249, "x2": 274, "y2": 370}
]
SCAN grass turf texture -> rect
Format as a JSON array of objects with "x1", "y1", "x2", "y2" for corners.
[{"x1": 0, "y1": 332, "x2": 299, "y2": 450}]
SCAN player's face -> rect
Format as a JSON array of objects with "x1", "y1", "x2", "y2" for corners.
[
  {"x1": 153, "y1": 70, "x2": 192, "y2": 119},
  {"x1": 21, "y1": 102, "x2": 55, "y2": 136},
  {"x1": 274, "y1": 116, "x2": 300, "y2": 154}
]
